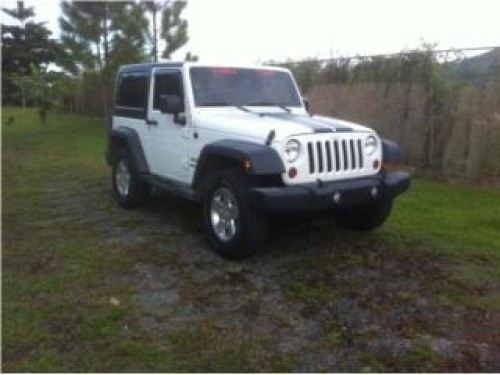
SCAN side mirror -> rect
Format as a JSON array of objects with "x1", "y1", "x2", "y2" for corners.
[
  {"x1": 159, "y1": 94, "x2": 184, "y2": 114},
  {"x1": 302, "y1": 97, "x2": 310, "y2": 113}
]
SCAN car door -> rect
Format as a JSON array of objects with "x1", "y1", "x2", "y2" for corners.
[{"x1": 145, "y1": 68, "x2": 189, "y2": 182}]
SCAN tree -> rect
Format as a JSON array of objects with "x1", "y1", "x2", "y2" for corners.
[
  {"x1": 59, "y1": 1, "x2": 108, "y2": 73},
  {"x1": 161, "y1": 0, "x2": 188, "y2": 59},
  {"x1": 109, "y1": 2, "x2": 149, "y2": 66},
  {"x1": 184, "y1": 51, "x2": 199, "y2": 62},
  {"x1": 145, "y1": 0, "x2": 196, "y2": 62},
  {"x1": 57, "y1": 1, "x2": 195, "y2": 117},
  {"x1": 2, "y1": 0, "x2": 34, "y2": 27},
  {"x1": 2, "y1": 1, "x2": 59, "y2": 75},
  {"x1": 1, "y1": 1, "x2": 62, "y2": 105},
  {"x1": 59, "y1": 1, "x2": 150, "y2": 117},
  {"x1": 143, "y1": 0, "x2": 162, "y2": 61}
]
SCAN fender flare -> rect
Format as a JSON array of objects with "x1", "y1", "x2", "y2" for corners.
[
  {"x1": 108, "y1": 127, "x2": 149, "y2": 173},
  {"x1": 382, "y1": 139, "x2": 402, "y2": 164},
  {"x1": 192, "y1": 139, "x2": 285, "y2": 188}
]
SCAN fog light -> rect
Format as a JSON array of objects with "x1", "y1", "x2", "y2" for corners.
[
  {"x1": 288, "y1": 167, "x2": 297, "y2": 179},
  {"x1": 332, "y1": 191, "x2": 341, "y2": 203},
  {"x1": 371, "y1": 186, "x2": 379, "y2": 198}
]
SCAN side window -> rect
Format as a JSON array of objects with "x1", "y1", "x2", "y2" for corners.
[
  {"x1": 116, "y1": 71, "x2": 148, "y2": 108},
  {"x1": 153, "y1": 72, "x2": 184, "y2": 110}
]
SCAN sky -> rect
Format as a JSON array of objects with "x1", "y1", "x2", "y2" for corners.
[{"x1": 2, "y1": 0, "x2": 500, "y2": 64}]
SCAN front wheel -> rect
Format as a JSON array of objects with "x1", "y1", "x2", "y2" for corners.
[
  {"x1": 335, "y1": 197, "x2": 393, "y2": 231},
  {"x1": 202, "y1": 168, "x2": 268, "y2": 259}
]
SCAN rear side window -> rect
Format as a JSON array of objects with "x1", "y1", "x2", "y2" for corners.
[{"x1": 115, "y1": 71, "x2": 148, "y2": 108}]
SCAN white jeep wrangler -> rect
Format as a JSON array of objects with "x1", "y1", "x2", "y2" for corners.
[{"x1": 107, "y1": 62, "x2": 410, "y2": 259}]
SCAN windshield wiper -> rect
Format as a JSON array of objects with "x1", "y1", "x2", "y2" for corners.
[
  {"x1": 277, "y1": 104, "x2": 291, "y2": 113},
  {"x1": 201, "y1": 103, "x2": 256, "y2": 114},
  {"x1": 245, "y1": 102, "x2": 291, "y2": 113},
  {"x1": 236, "y1": 105, "x2": 252, "y2": 113}
]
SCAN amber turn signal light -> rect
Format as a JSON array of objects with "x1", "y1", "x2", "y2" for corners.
[{"x1": 242, "y1": 157, "x2": 251, "y2": 170}]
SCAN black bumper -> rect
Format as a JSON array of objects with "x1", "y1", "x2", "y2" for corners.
[{"x1": 249, "y1": 171, "x2": 410, "y2": 213}]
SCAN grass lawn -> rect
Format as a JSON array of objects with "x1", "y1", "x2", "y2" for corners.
[{"x1": 2, "y1": 107, "x2": 500, "y2": 372}]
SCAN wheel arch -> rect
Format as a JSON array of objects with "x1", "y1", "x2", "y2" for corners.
[
  {"x1": 192, "y1": 139, "x2": 285, "y2": 192},
  {"x1": 108, "y1": 127, "x2": 150, "y2": 173},
  {"x1": 381, "y1": 139, "x2": 402, "y2": 164}
]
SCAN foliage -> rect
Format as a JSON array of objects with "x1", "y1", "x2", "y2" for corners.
[
  {"x1": 284, "y1": 47, "x2": 440, "y2": 90},
  {"x1": 1, "y1": 22, "x2": 57, "y2": 74},
  {"x1": 184, "y1": 51, "x2": 199, "y2": 62},
  {"x1": 56, "y1": 0, "x2": 192, "y2": 117},
  {"x1": 1, "y1": 1, "x2": 64, "y2": 105},
  {"x1": 2, "y1": 0, "x2": 34, "y2": 23},
  {"x1": 109, "y1": 3, "x2": 149, "y2": 63},
  {"x1": 143, "y1": 0, "x2": 193, "y2": 62},
  {"x1": 58, "y1": 1, "x2": 148, "y2": 118},
  {"x1": 3, "y1": 0, "x2": 194, "y2": 115},
  {"x1": 59, "y1": 1, "x2": 103, "y2": 72},
  {"x1": 281, "y1": 59, "x2": 321, "y2": 93},
  {"x1": 143, "y1": 1, "x2": 161, "y2": 61},
  {"x1": 160, "y1": 0, "x2": 188, "y2": 59}
]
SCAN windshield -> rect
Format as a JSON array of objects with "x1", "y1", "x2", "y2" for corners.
[{"x1": 190, "y1": 67, "x2": 302, "y2": 107}]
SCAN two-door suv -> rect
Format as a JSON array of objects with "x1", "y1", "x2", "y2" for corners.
[{"x1": 106, "y1": 62, "x2": 410, "y2": 258}]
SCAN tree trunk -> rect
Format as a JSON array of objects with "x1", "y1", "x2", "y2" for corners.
[
  {"x1": 96, "y1": 41, "x2": 108, "y2": 120},
  {"x1": 21, "y1": 84, "x2": 26, "y2": 109},
  {"x1": 103, "y1": 2, "x2": 109, "y2": 66}
]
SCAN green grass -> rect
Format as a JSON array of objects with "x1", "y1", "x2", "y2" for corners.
[
  {"x1": 387, "y1": 177, "x2": 500, "y2": 254},
  {"x1": 2, "y1": 107, "x2": 170, "y2": 372},
  {"x1": 387, "y1": 340, "x2": 449, "y2": 372},
  {"x1": 164, "y1": 322, "x2": 296, "y2": 372},
  {"x1": 383, "y1": 176, "x2": 500, "y2": 304},
  {"x1": 3, "y1": 106, "x2": 500, "y2": 371}
]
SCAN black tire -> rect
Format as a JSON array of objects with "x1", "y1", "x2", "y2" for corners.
[
  {"x1": 202, "y1": 168, "x2": 268, "y2": 259},
  {"x1": 335, "y1": 197, "x2": 393, "y2": 231},
  {"x1": 112, "y1": 149, "x2": 150, "y2": 208}
]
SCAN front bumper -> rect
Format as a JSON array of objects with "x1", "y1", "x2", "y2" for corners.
[{"x1": 249, "y1": 171, "x2": 410, "y2": 213}]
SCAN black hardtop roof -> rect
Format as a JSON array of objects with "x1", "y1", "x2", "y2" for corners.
[{"x1": 119, "y1": 61, "x2": 184, "y2": 73}]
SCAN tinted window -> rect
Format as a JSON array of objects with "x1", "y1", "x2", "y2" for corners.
[
  {"x1": 153, "y1": 71, "x2": 183, "y2": 109},
  {"x1": 190, "y1": 67, "x2": 302, "y2": 107},
  {"x1": 116, "y1": 71, "x2": 148, "y2": 108}
]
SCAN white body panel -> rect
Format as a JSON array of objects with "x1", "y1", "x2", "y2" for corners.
[{"x1": 145, "y1": 67, "x2": 190, "y2": 180}]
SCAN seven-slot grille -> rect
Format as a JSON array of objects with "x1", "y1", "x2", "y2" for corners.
[{"x1": 306, "y1": 137, "x2": 365, "y2": 174}]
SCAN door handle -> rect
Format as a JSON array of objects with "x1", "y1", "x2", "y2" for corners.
[{"x1": 146, "y1": 118, "x2": 158, "y2": 126}]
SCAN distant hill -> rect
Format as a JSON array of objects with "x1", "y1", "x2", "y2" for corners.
[{"x1": 450, "y1": 48, "x2": 500, "y2": 85}]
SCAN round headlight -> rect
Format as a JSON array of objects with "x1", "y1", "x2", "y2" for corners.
[
  {"x1": 364, "y1": 135, "x2": 378, "y2": 156},
  {"x1": 284, "y1": 139, "x2": 301, "y2": 162}
]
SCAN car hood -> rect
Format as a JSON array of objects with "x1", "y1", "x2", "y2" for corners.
[{"x1": 193, "y1": 108, "x2": 374, "y2": 142}]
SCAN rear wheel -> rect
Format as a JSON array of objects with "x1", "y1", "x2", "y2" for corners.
[
  {"x1": 112, "y1": 150, "x2": 150, "y2": 208},
  {"x1": 203, "y1": 168, "x2": 268, "y2": 259},
  {"x1": 335, "y1": 197, "x2": 393, "y2": 231}
]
